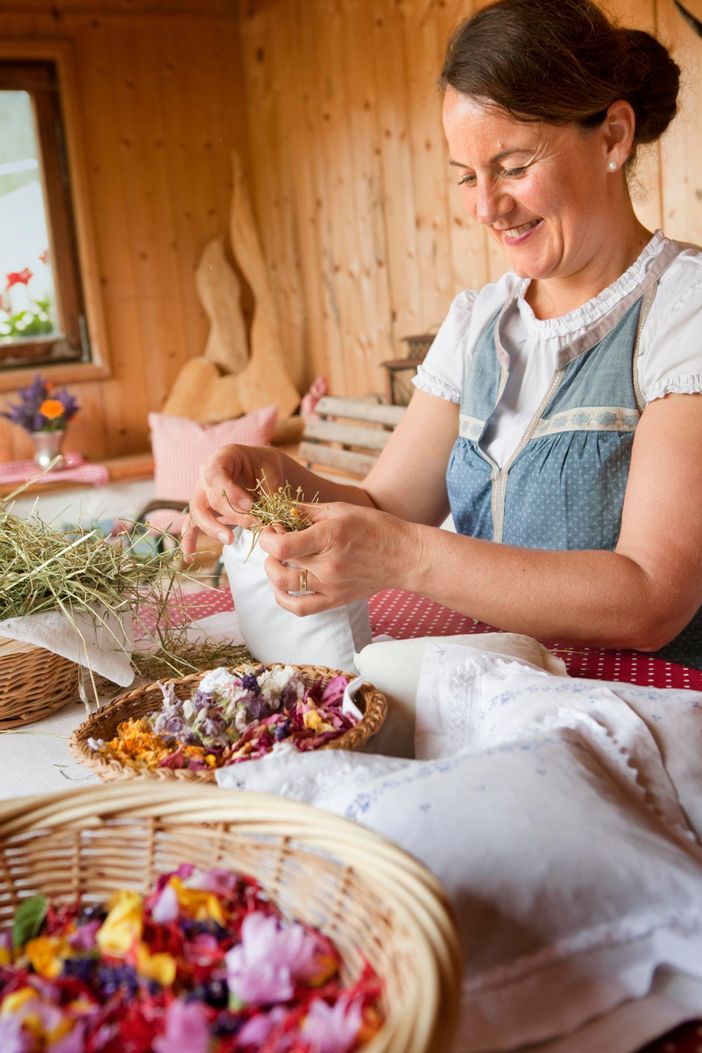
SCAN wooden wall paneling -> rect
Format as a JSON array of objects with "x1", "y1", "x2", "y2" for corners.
[
  {"x1": 7, "y1": 2, "x2": 237, "y2": 14},
  {"x1": 261, "y1": 4, "x2": 307, "y2": 393},
  {"x1": 238, "y1": 2, "x2": 307, "y2": 399},
  {"x1": 432, "y1": 0, "x2": 492, "y2": 298},
  {"x1": 279, "y1": 0, "x2": 328, "y2": 391},
  {"x1": 442, "y1": 0, "x2": 502, "y2": 284},
  {"x1": 102, "y1": 22, "x2": 153, "y2": 448},
  {"x1": 302, "y1": 0, "x2": 348, "y2": 396},
  {"x1": 313, "y1": 0, "x2": 381, "y2": 397},
  {"x1": 156, "y1": 23, "x2": 214, "y2": 375},
  {"x1": 401, "y1": 0, "x2": 454, "y2": 336},
  {"x1": 111, "y1": 23, "x2": 186, "y2": 414},
  {"x1": 75, "y1": 17, "x2": 139, "y2": 455},
  {"x1": 257, "y1": 0, "x2": 327, "y2": 393},
  {"x1": 370, "y1": 0, "x2": 423, "y2": 354},
  {"x1": 656, "y1": 0, "x2": 702, "y2": 245},
  {"x1": 283, "y1": 1, "x2": 347, "y2": 395},
  {"x1": 612, "y1": 0, "x2": 662, "y2": 234},
  {"x1": 338, "y1": 0, "x2": 395, "y2": 395}
]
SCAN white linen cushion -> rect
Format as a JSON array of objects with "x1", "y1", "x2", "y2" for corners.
[{"x1": 356, "y1": 632, "x2": 566, "y2": 758}]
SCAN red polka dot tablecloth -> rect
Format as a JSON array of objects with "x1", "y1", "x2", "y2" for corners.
[
  {"x1": 368, "y1": 588, "x2": 702, "y2": 690},
  {"x1": 173, "y1": 586, "x2": 702, "y2": 1053}
]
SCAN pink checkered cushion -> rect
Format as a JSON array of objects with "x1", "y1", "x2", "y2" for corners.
[{"x1": 148, "y1": 407, "x2": 278, "y2": 503}]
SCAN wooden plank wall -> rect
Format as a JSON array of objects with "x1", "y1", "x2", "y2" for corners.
[
  {"x1": 237, "y1": 0, "x2": 702, "y2": 399},
  {"x1": 0, "y1": 0, "x2": 700, "y2": 463},
  {"x1": 0, "y1": 0, "x2": 249, "y2": 463}
]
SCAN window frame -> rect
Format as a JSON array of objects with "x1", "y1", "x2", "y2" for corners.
[{"x1": 0, "y1": 39, "x2": 110, "y2": 391}]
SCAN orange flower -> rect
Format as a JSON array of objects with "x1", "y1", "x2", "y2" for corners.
[{"x1": 39, "y1": 399, "x2": 65, "y2": 421}]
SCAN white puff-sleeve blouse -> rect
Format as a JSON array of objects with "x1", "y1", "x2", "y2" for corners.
[{"x1": 413, "y1": 231, "x2": 702, "y2": 467}]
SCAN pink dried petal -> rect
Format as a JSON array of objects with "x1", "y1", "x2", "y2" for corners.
[
  {"x1": 152, "y1": 1000, "x2": 209, "y2": 1053},
  {"x1": 301, "y1": 995, "x2": 363, "y2": 1053},
  {"x1": 151, "y1": 883, "x2": 178, "y2": 924}
]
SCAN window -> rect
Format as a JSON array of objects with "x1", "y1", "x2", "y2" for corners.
[{"x1": 0, "y1": 43, "x2": 108, "y2": 384}]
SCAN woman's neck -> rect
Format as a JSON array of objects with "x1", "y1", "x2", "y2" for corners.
[{"x1": 525, "y1": 221, "x2": 654, "y2": 320}]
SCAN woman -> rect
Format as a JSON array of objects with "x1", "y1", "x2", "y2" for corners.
[{"x1": 183, "y1": 0, "x2": 702, "y2": 668}]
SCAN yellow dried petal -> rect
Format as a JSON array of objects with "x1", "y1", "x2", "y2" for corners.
[
  {"x1": 1, "y1": 986, "x2": 37, "y2": 1015},
  {"x1": 25, "y1": 935, "x2": 65, "y2": 979},
  {"x1": 170, "y1": 877, "x2": 225, "y2": 924},
  {"x1": 135, "y1": 942, "x2": 176, "y2": 986},
  {"x1": 96, "y1": 889, "x2": 143, "y2": 957}
]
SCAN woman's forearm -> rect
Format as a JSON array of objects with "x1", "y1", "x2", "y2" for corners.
[{"x1": 403, "y1": 524, "x2": 694, "y2": 651}]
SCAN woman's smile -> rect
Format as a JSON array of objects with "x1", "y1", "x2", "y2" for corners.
[
  {"x1": 499, "y1": 219, "x2": 543, "y2": 243},
  {"x1": 442, "y1": 87, "x2": 648, "y2": 313}
]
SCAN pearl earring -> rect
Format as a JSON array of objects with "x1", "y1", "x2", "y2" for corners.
[{"x1": 607, "y1": 160, "x2": 618, "y2": 171}]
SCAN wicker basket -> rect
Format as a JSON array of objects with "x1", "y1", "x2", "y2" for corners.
[
  {"x1": 70, "y1": 662, "x2": 388, "y2": 782},
  {"x1": 0, "y1": 634, "x2": 80, "y2": 729},
  {"x1": 0, "y1": 782, "x2": 462, "y2": 1053}
]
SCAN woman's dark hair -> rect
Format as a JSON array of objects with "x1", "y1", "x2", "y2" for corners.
[{"x1": 440, "y1": 0, "x2": 680, "y2": 152}]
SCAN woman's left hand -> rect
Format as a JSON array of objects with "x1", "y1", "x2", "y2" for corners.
[{"x1": 258, "y1": 501, "x2": 419, "y2": 612}]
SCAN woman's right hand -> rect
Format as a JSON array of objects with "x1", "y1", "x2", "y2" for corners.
[{"x1": 181, "y1": 444, "x2": 283, "y2": 559}]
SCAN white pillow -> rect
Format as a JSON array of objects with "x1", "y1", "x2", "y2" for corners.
[
  {"x1": 221, "y1": 528, "x2": 371, "y2": 672},
  {"x1": 356, "y1": 632, "x2": 567, "y2": 758}
]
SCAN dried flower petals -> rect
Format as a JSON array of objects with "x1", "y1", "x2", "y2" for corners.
[
  {"x1": 0, "y1": 866, "x2": 382, "y2": 1053},
  {"x1": 89, "y1": 665, "x2": 359, "y2": 773}
]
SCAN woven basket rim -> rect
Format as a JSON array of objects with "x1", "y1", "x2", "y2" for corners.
[
  {"x1": 0, "y1": 637, "x2": 80, "y2": 728},
  {"x1": 69, "y1": 662, "x2": 387, "y2": 782},
  {"x1": 0, "y1": 782, "x2": 462, "y2": 1053}
]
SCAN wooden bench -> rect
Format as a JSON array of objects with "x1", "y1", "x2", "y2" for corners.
[{"x1": 298, "y1": 396, "x2": 405, "y2": 480}]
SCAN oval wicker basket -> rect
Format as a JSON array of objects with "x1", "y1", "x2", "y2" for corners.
[
  {"x1": 70, "y1": 662, "x2": 388, "y2": 783},
  {"x1": 0, "y1": 782, "x2": 461, "y2": 1053},
  {"x1": 0, "y1": 635, "x2": 79, "y2": 729}
]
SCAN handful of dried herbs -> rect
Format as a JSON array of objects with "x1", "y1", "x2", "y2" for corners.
[{"x1": 242, "y1": 478, "x2": 317, "y2": 554}]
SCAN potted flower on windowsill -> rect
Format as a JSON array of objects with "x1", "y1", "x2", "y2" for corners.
[{"x1": 2, "y1": 373, "x2": 79, "y2": 470}]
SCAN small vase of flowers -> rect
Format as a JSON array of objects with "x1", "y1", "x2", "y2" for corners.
[{"x1": 2, "y1": 373, "x2": 79, "y2": 470}]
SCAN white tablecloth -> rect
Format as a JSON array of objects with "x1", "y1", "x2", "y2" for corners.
[{"x1": 0, "y1": 700, "x2": 101, "y2": 798}]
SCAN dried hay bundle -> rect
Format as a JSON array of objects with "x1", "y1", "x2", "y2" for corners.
[{"x1": 0, "y1": 496, "x2": 250, "y2": 685}]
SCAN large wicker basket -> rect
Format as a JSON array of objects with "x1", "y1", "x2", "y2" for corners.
[
  {"x1": 70, "y1": 662, "x2": 388, "y2": 782},
  {"x1": 0, "y1": 782, "x2": 461, "y2": 1053},
  {"x1": 0, "y1": 635, "x2": 79, "y2": 729}
]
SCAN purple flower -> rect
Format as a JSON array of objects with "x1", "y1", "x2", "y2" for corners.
[
  {"x1": 1, "y1": 373, "x2": 79, "y2": 435},
  {"x1": 68, "y1": 920, "x2": 101, "y2": 951},
  {"x1": 152, "y1": 999, "x2": 209, "y2": 1053},
  {"x1": 301, "y1": 995, "x2": 363, "y2": 1053},
  {"x1": 239, "y1": 674, "x2": 260, "y2": 695},
  {"x1": 225, "y1": 912, "x2": 324, "y2": 1006}
]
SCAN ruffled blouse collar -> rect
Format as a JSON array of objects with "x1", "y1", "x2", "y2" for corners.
[{"x1": 514, "y1": 230, "x2": 667, "y2": 339}]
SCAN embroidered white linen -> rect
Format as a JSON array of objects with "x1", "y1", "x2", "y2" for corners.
[
  {"x1": 356, "y1": 632, "x2": 566, "y2": 758},
  {"x1": 217, "y1": 640, "x2": 702, "y2": 1053},
  {"x1": 221, "y1": 528, "x2": 371, "y2": 670}
]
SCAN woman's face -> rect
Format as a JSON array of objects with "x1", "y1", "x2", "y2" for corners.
[{"x1": 442, "y1": 88, "x2": 618, "y2": 285}]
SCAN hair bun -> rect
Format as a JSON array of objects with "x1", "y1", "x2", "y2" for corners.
[{"x1": 622, "y1": 27, "x2": 680, "y2": 143}]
